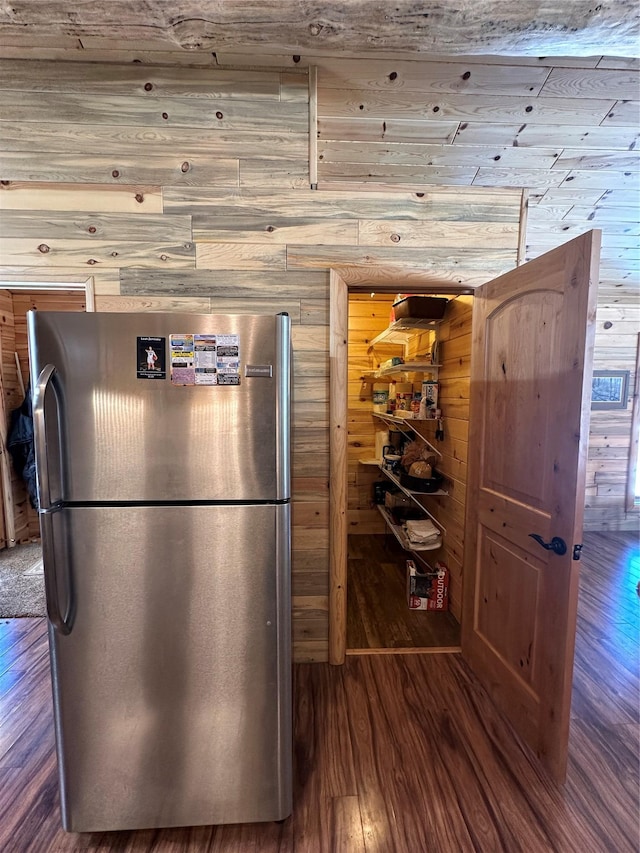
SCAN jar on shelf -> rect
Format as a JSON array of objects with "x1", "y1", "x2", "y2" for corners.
[{"x1": 372, "y1": 382, "x2": 389, "y2": 413}]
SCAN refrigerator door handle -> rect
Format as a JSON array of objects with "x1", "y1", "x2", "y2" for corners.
[
  {"x1": 34, "y1": 364, "x2": 72, "y2": 634},
  {"x1": 275, "y1": 314, "x2": 291, "y2": 500},
  {"x1": 33, "y1": 363, "x2": 64, "y2": 510},
  {"x1": 41, "y1": 507, "x2": 73, "y2": 635}
]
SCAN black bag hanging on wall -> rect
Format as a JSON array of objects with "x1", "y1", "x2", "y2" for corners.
[{"x1": 7, "y1": 388, "x2": 38, "y2": 511}]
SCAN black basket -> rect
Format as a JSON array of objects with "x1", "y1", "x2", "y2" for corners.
[
  {"x1": 392, "y1": 296, "x2": 448, "y2": 320},
  {"x1": 399, "y1": 470, "x2": 444, "y2": 493}
]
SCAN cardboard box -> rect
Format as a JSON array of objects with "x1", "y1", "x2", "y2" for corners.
[{"x1": 406, "y1": 560, "x2": 449, "y2": 611}]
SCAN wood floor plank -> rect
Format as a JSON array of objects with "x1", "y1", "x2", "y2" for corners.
[
  {"x1": 291, "y1": 662, "x2": 358, "y2": 852},
  {"x1": 338, "y1": 657, "x2": 409, "y2": 852},
  {"x1": 576, "y1": 616, "x2": 640, "y2": 678},
  {"x1": 570, "y1": 632, "x2": 639, "y2": 726},
  {"x1": 330, "y1": 796, "x2": 365, "y2": 853},
  {"x1": 565, "y1": 717, "x2": 640, "y2": 852},
  {"x1": 444, "y1": 655, "x2": 600, "y2": 852},
  {"x1": 0, "y1": 628, "x2": 48, "y2": 686},
  {"x1": 350, "y1": 655, "x2": 477, "y2": 852},
  {"x1": 0, "y1": 652, "x2": 50, "y2": 758},
  {"x1": 0, "y1": 617, "x2": 42, "y2": 664}
]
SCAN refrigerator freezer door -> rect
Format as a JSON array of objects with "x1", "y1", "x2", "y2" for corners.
[
  {"x1": 47, "y1": 503, "x2": 292, "y2": 832},
  {"x1": 28, "y1": 311, "x2": 290, "y2": 502}
]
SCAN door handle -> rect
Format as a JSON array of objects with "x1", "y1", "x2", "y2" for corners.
[
  {"x1": 33, "y1": 363, "x2": 64, "y2": 510},
  {"x1": 528, "y1": 533, "x2": 567, "y2": 556},
  {"x1": 34, "y1": 364, "x2": 73, "y2": 634},
  {"x1": 41, "y1": 508, "x2": 73, "y2": 635}
]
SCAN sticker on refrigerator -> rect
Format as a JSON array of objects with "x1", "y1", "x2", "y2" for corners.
[
  {"x1": 137, "y1": 337, "x2": 166, "y2": 380},
  {"x1": 215, "y1": 334, "x2": 240, "y2": 385},
  {"x1": 170, "y1": 334, "x2": 195, "y2": 385},
  {"x1": 169, "y1": 332, "x2": 241, "y2": 386},
  {"x1": 194, "y1": 334, "x2": 218, "y2": 386}
]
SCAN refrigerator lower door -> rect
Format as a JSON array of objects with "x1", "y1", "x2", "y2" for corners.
[{"x1": 46, "y1": 503, "x2": 292, "y2": 832}]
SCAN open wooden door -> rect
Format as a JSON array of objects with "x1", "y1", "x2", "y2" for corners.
[{"x1": 462, "y1": 231, "x2": 600, "y2": 783}]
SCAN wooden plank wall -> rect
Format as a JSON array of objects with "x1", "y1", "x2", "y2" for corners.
[
  {"x1": 0, "y1": 46, "x2": 637, "y2": 534},
  {"x1": 309, "y1": 53, "x2": 640, "y2": 531},
  {"x1": 0, "y1": 56, "x2": 525, "y2": 660},
  {"x1": 3, "y1": 51, "x2": 605, "y2": 662}
]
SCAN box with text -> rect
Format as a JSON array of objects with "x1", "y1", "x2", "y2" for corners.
[{"x1": 406, "y1": 560, "x2": 449, "y2": 611}]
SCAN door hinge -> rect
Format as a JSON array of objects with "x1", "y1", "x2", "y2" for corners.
[{"x1": 572, "y1": 543, "x2": 583, "y2": 561}]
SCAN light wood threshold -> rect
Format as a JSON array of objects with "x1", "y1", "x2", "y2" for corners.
[{"x1": 347, "y1": 645, "x2": 462, "y2": 656}]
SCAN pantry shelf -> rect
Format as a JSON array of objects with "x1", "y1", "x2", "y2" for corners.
[
  {"x1": 377, "y1": 505, "x2": 442, "y2": 552},
  {"x1": 379, "y1": 465, "x2": 447, "y2": 534},
  {"x1": 358, "y1": 458, "x2": 380, "y2": 466},
  {"x1": 361, "y1": 361, "x2": 441, "y2": 381},
  {"x1": 372, "y1": 413, "x2": 441, "y2": 457},
  {"x1": 369, "y1": 318, "x2": 440, "y2": 347}
]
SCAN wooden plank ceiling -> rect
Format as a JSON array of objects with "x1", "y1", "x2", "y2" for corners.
[{"x1": 0, "y1": 1, "x2": 638, "y2": 56}]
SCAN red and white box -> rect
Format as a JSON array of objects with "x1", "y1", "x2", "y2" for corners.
[{"x1": 406, "y1": 559, "x2": 449, "y2": 610}]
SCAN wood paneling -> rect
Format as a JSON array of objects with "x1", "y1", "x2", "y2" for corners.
[
  {"x1": 0, "y1": 150, "x2": 240, "y2": 186},
  {"x1": 0, "y1": 122, "x2": 308, "y2": 159},
  {"x1": 0, "y1": 58, "x2": 284, "y2": 98},
  {"x1": 311, "y1": 54, "x2": 638, "y2": 533},
  {"x1": 0, "y1": 211, "x2": 193, "y2": 241},
  {"x1": 0, "y1": 49, "x2": 634, "y2": 661},
  {"x1": 318, "y1": 89, "x2": 618, "y2": 127},
  {"x1": 0, "y1": 90, "x2": 308, "y2": 132},
  {"x1": 0, "y1": 182, "x2": 164, "y2": 213},
  {"x1": 0, "y1": 238, "x2": 196, "y2": 269}
]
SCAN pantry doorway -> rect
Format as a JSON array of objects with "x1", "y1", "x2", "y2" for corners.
[
  {"x1": 329, "y1": 268, "x2": 470, "y2": 664},
  {"x1": 344, "y1": 287, "x2": 467, "y2": 657},
  {"x1": 329, "y1": 231, "x2": 600, "y2": 783}
]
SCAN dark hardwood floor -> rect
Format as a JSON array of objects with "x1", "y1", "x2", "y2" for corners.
[
  {"x1": 347, "y1": 534, "x2": 461, "y2": 651},
  {"x1": 0, "y1": 531, "x2": 638, "y2": 851}
]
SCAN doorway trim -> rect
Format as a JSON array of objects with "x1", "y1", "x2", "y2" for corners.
[
  {"x1": 0, "y1": 276, "x2": 95, "y2": 311},
  {"x1": 0, "y1": 277, "x2": 94, "y2": 548},
  {"x1": 328, "y1": 266, "x2": 471, "y2": 665}
]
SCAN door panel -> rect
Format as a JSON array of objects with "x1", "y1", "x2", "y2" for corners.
[
  {"x1": 462, "y1": 231, "x2": 600, "y2": 782},
  {"x1": 47, "y1": 503, "x2": 292, "y2": 831},
  {"x1": 482, "y1": 290, "x2": 563, "y2": 508},
  {"x1": 28, "y1": 312, "x2": 290, "y2": 502}
]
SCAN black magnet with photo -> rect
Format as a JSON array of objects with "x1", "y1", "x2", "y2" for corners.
[{"x1": 137, "y1": 336, "x2": 167, "y2": 379}]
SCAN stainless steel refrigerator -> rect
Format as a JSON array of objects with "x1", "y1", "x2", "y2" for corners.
[{"x1": 27, "y1": 311, "x2": 292, "y2": 833}]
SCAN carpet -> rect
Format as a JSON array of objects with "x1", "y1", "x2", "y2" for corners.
[{"x1": 0, "y1": 541, "x2": 45, "y2": 617}]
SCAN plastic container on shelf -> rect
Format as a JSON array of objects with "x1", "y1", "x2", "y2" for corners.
[
  {"x1": 372, "y1": 382, "x2": 389, "y2": 413},
  {"x1": 374, "y1": 429, "x2": 389, "y2": 461}
]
